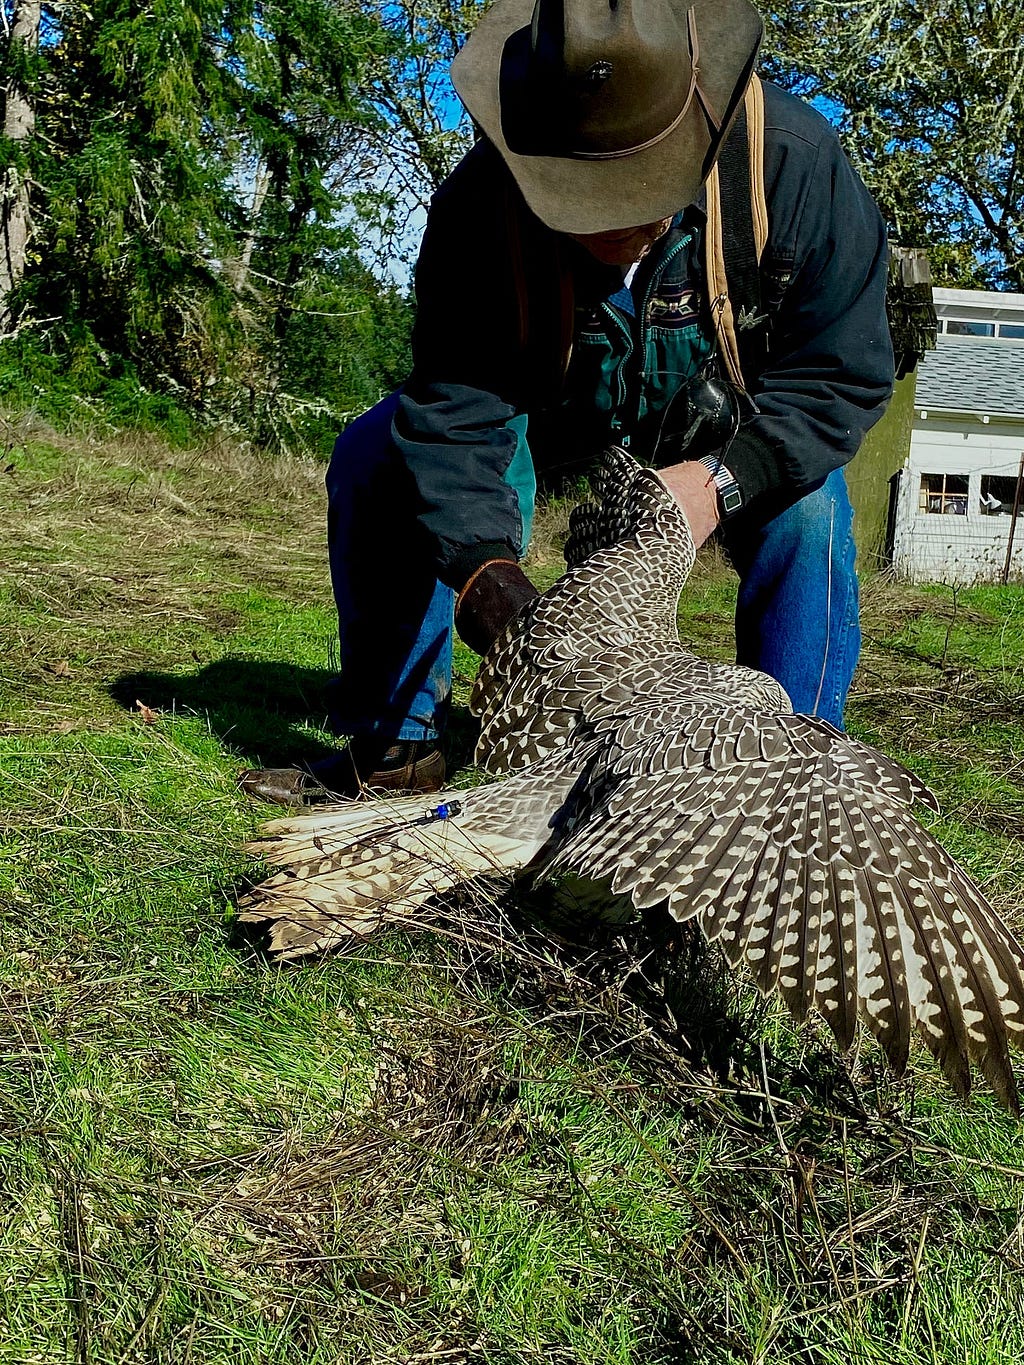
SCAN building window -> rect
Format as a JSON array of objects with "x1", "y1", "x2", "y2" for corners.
[
  {"x1": 980, "y1": 474, "x2": 1021, "y2": 515},
  {"x1": 997, "y1": 323, "x2": 1024, "y2": 339},
  {"x1": 920, "y1": 472, "x2": 969, "y2": 515},
  {"x1": 945, "y1": 319, "x2": 996, "y2": 337}
]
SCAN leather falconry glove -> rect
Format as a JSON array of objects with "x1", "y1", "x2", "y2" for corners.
[{"x1": 455, "y1": 559, "x2": 539, "y2": 657}]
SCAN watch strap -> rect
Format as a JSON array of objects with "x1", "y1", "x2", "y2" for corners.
[{"x1": 698, "y1": 454, "x2": 744, "y2": 516}]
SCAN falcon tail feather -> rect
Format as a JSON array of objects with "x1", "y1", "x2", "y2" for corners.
[
  {"x1": 239, "y1": 789, "x2": 536, "y2": 952},
  {"x1": 238, "y1": 752, "x2": 594, "y2": 959}
]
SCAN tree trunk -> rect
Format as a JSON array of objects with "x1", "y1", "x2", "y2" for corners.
[
  {"x1": 231, "y1": 164, "x2": 271, "y2": 294},
  {"x1": 1, "y1": 0, "x2": 41, "y2": 325}
]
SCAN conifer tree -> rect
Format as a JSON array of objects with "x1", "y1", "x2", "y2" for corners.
[
  {"x1": 0, "y1": 0, "x2": 405, "y2": 445},
  {"x1": 28, "y1": 0, "x2": 251, "y2": 392}
]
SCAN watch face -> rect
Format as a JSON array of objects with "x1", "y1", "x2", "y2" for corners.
[{"x1": 721, "y1": 485, "x2": 744, "y2": 515}]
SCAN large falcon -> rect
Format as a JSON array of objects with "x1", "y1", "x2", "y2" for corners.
[{"x1": 239, "y1": 447, "x2": 1024, "y2": 1110}]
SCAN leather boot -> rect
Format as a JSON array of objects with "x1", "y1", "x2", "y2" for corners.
[{"x1": 238, "y1": 740, "x2": 446, "y2": 806}]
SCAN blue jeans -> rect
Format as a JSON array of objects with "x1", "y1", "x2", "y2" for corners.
[
  {"x1": 326, "y1": 394, "x2": 860, "y2": 741},
  {"x1": 720, "y1": 476, "x2": 860, "y2": 725}
]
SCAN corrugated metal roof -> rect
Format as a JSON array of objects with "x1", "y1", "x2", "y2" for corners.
[{"x1": 915, "y1": 334, "x2": 1024, "y2": 416}]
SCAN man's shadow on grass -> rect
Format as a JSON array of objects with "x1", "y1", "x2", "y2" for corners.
[{"x1": 108, "y1": 658, "x2": 479, "y2": 770}]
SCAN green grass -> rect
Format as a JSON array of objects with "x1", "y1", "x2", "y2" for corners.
[{"x1": 1, "y1": 413, "x2": 1023, "y2": 1362}]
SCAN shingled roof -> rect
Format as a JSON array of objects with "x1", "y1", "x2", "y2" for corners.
[{"x1": 915, "y1": 334, "x2": 1024, "y2": 418}]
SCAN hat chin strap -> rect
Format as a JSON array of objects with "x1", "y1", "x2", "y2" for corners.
[{"x1": 568, "y1": 7, "x2": 721, "y2": 162}]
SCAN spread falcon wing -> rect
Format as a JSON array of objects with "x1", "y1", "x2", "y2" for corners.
[
  {"x1": 544, "y1": 708, "x2": 1023, "y2": 1106},
  {"x1": 240, "y1": 447, "x2": 1024, "y2": 1111}
]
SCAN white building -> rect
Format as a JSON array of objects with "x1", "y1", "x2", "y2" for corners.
[{"x1": 890, "y1": 287, "x2": 1024, "y2": 584}]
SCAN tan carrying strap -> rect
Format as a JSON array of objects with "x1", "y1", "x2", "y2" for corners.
[{"x1": 704, "y1": 75, "x2": 767, "y2": 390}]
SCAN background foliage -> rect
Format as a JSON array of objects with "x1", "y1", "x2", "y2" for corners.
[
  {"x1": 761, "y1": 0, "x2": 1024, "y2": 291},
  {"x1": 0, "y1": 0, "x2": 1021, "y2": 449}
]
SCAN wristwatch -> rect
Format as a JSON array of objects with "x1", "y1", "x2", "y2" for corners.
[{"x1": 698, "y1": 454, "x2": 744, "y2": 517}]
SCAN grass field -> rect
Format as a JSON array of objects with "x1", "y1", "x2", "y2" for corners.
[{"x1": 1, "y1": 416, "x2": 1024, "y2": 1364}]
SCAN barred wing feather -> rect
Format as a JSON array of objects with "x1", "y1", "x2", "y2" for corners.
[{"x1": 545, "y1": 709, "x2": 1024, "y2": 1107}]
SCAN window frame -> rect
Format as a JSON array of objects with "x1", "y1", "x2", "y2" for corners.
[{"x1": 919, "y1": 471, "x2": 969, "y2": 516}]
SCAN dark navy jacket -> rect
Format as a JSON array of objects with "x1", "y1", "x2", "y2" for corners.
[{"x1": 392, "y1": 81, "x2": 895, "y2": 591}]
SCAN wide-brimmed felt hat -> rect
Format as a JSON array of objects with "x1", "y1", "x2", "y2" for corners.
[{"x1": 451, "y1": 0, "x2": 763, "y2": 234}]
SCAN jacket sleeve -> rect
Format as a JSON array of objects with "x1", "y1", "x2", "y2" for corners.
[
  {"x1": 724, "y1": 107, "x2": 895, "y2": 514},
  {"x1": 392, "y1": 145, "x2": 536, "y2": 591}
]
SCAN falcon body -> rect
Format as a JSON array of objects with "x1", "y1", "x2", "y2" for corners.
[{"x1": 241, "y1": 449, "x2": 1024, "y2": 1110}]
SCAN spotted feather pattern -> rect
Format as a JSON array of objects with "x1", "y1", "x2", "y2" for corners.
[
  {"x1": 473, "y1": 449, "x2": 787, "y2": 773},
  {"x1": 562, "y1": 444, "x2": 663, "y2": 569},
  {"x1": 243, "y1": 447, "x2": 1024, "y2": 1109}
]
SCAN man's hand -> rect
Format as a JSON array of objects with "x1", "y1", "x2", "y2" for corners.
[
  {"x1": 455, "y1": 559, "x2": 539, "y2": 656},
  {"x1": 656, "y1": 460, "x2": 721, "y2": 546}
]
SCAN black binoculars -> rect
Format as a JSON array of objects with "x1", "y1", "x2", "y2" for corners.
[{"x1": 653, "y1": 371, "x2": 757, "y2": 467}]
